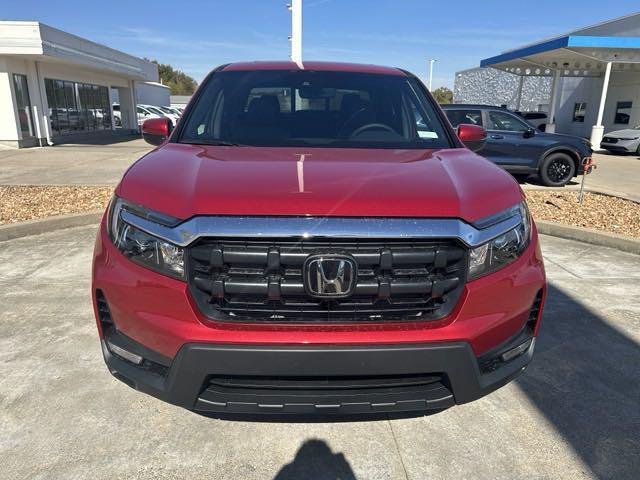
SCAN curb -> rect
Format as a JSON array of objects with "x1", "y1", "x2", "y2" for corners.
[
  {"x1": 536, "y1": 220, "x2": 640, "y2": 256},
  {"x1": 0, "y1": 211, "x2": 103, "y2": 242},
  {"x1": 522, "y1": 186, "x2": 640, "y2": 204}
]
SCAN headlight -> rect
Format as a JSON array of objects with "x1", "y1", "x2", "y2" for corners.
[
  {"x1": 617, "y1": 137, "x2": 639, "y2": 141},
  {"x1": 468, "y1": 202, "x2": 531, "y2": 280},
  {"x1": 107, "y1": 196, "x2": 185, "y2": 280}
]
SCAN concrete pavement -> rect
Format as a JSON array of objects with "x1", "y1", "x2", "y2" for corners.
[
  {"x1": 1, "y1": 227, "x2": 638, "y2": 479},
  {"x1": 0, "y1": 136, "x2": 151, "y2": 186},
  {"x1": 521, "y1": 152, "x2": 640, "y2": 202},
  {"x1": 587, "y1": 152, "x2": 640, "y2": 202}
]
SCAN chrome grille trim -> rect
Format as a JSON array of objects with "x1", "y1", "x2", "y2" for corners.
[{"x1": 120, "y1": 210, "x2": 523, "y2": 248}]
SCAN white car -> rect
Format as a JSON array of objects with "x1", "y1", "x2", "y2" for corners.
[
  {"x1": 136, "y1": 105, "x2": 163, "y2": 126},
  {"x1": 140, "y1": 104, "x2": 180, "y2": 126},
  {"x1": 160, "y1": 106, "x2": 182, "y2": 117},
  {"x1": 601, "y1": 125, "x2": 640, "y2": 155}
]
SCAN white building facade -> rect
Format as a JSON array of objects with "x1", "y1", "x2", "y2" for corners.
[
  {"x1": 0, "y1": 21, "x2": 159, "y2": 148},
  {"x1": 136, "y1": 81, "x2": 170, "y2": 107}
]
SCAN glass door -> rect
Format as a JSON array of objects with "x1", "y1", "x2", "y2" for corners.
[{"x1": 12, "y1": 74, "x2": 34, "y2": 138}]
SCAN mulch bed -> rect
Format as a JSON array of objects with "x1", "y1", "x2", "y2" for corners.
[
  {"x1": 0, "y1": 186, "x2": 113, "y2": 225},
  {"x1": 526, "y1": 190, "x2": 640, "y2": 238}
]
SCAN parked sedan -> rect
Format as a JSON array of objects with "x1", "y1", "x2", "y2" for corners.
[
  {"x1": 601, "y1": 126, "x2": 640, "y2": 155},
  {"x1": 139, "y1": 104, "x2": 179, "y2": 127},
  {"x1": 442, "y1": 104, "x2": 592, "y2": 187}
]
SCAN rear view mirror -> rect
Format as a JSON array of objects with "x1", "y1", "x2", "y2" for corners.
[
  {"x1": 457, "y1": 124, "x2": 487, "y2": 152},
  {"x1": 142, "y1": 117, "x2": 172, "y2": 146},
  {"x1": 298, "y1": 86, "x2": 336, "y2": 99}
]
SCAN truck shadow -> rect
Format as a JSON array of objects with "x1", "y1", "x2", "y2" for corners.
[
  {"x1": 515, "y1": 283, "x2": 640, "y2": 479},
  {"x1": 273, "y1": 439, "x2": 356, "y2": 480}
]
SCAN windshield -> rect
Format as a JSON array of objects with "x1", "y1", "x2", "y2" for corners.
[{"x1": 179, "y1": 70, "x2": 451, "y2": 149}]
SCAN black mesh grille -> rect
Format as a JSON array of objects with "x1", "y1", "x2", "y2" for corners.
[
  {"x1": 187, "y1": 237, "x2": 467, "y2": 323},
  {"x1": 601, "y1": 137, "x2": 618, "y2": 144}
]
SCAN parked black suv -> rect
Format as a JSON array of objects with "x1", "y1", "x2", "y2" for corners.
[{"x1": 442, "y1": 104, "x2": 592, "y2": 186}]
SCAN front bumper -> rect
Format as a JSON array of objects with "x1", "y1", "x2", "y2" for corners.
[
  {"x1": 93, "y1": 215, "x2": 546, "y2": 415},
  {"x1": 600, "y1": 140, "x2": 637, "y2": 153},
  {"x1": 101, "y1": 327, "x2": 536, "y2": 415}
]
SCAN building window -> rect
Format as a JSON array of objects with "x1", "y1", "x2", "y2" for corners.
[
  {"x1": 573, "y1": 103, "x2": 587, "y2": 122},
  {"x1": 44, "y1": 78, "x2": 112, "y2": 136},
  {"x1": 12, "y1": 74, "x2": 34, "y2": 138},
  {"x1": 614, "y1": 101, "x2": 632, "y2": 125}
]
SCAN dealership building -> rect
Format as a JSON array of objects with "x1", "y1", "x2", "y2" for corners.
[
  {"x1": 0, "y1": 21, "x2": 165, "y2": 148},
  {"x1": 454, "y1": 13, "x2": 640, "y2": 146}
]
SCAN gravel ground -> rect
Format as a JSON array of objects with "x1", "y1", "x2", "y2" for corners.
[
  {"x1": 526, "y1": 190, "x2": 640, "y2": 238},
  {"x1": 0, "y1": 186, "x2": 112, "y2": 225},
  {"x1": 1, "y1": 186, "x2": 639, "y2": 238}
]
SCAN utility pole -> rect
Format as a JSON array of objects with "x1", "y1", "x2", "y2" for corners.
[
  {"x1": 428, "y1": 59, "x2": 437, "y2": 91},
  {"x1": 288, "y1": 0, "x2": 303, "y2": 65}
]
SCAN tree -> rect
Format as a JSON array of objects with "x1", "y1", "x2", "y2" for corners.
[
  {"x1": 432, "y1": 86, "x2": 453, "y2": 105},
  {"x1": 149, "y1": 60, "x2": 198, "y2": 95}
]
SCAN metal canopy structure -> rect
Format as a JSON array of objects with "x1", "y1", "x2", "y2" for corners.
[
  {"x1": 479, "y1": 12, "x2": 640, "y2": 145},
  {"x1": 481, "y1": 35, "x2": 640, "y2": 78}
]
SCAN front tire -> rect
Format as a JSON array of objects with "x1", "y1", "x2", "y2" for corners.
[{"x1": 540, "y1": 153, "x2": 575, "y2": 187}]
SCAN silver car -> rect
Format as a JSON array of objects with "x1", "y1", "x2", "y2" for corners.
[{"x1": 600, "y1": 125, "x2": 640, "y2": 154}]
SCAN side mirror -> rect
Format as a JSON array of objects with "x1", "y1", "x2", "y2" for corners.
[
  {"x1": 523, "y1": 127, "x2": 536, "y2": 138},
  {"x1": 457, "y1": 124, "x2": 486, "y2": 152},
  {"x1": 142, "y1": 117, "x2": 172, "y2": 146}
]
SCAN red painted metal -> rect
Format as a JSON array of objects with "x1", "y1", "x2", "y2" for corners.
[
  {"x1": 221, "y1": 61, "x2": 405, "y2": 76},
  {"x1": 117, "y1": 144, "x2": 522, "y2": 223},
  {"x1": 457, "y1": 124, "x2": 487, "y2": 142},
  {"x1": 141, "y1": 117, "x2": 170, "y2": 146}
]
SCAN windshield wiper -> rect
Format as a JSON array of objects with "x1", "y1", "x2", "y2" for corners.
[{"x1": 182, "y1": 139, "x2": 243, "y2": 146}]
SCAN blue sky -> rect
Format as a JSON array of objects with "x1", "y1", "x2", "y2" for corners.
[{"x1": 3, "y1": 1, "x2": 638, "y2": 88}]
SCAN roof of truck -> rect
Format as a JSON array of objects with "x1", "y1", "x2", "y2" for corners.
[{"x1": 221, "y1": 61, "x2": 406, "y2": 76}]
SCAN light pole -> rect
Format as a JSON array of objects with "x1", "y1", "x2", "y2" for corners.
[
  {"x1": 288, "y1": 0, "x2": 303, "y2": 64},
  {"x1": 428, "y1": 58, "x2": 437, "y2": 91}
]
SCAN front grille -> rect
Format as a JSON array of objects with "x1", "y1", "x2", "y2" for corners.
[
  {"x1": 187, "y1": 237, "x2": 467, "y2": 323},
  {"x1": 602, "y1": 137, "x2": 618, "y2": 143}
]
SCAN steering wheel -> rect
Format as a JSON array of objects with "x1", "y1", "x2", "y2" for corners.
[{"x1": 350, "y1": 123, "x2": 396, "y2": 138}]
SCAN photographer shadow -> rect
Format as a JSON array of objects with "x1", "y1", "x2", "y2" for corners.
[{"x1": 273, "y1": 439, "x2": 356, "y2": 480}]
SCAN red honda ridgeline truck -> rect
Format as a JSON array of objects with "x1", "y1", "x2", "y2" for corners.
[{"x1": 92, "y1": 61, "x2": 546, "y2": 416}]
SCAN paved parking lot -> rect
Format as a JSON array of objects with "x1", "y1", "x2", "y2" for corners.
[
  {"x1": 1, "y1": 227, "x2": 638, "y2": 479},
  {"x1": 0, "y1": 136, "x2": 150, "y2": 186},
  {"x1": 522, "y1": 151, "x2": 640, "y2": 202}
]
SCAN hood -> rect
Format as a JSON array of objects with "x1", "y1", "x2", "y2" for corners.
[
  {"x1": 117, "y1": 144, "x2": 522, "y2": 224},
  {"x1": 604, "y1": 129, "x2": 640, "y2": 138},
  {"x1": 536, "y1": 131, "x2": 587, "y2": 143}
]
